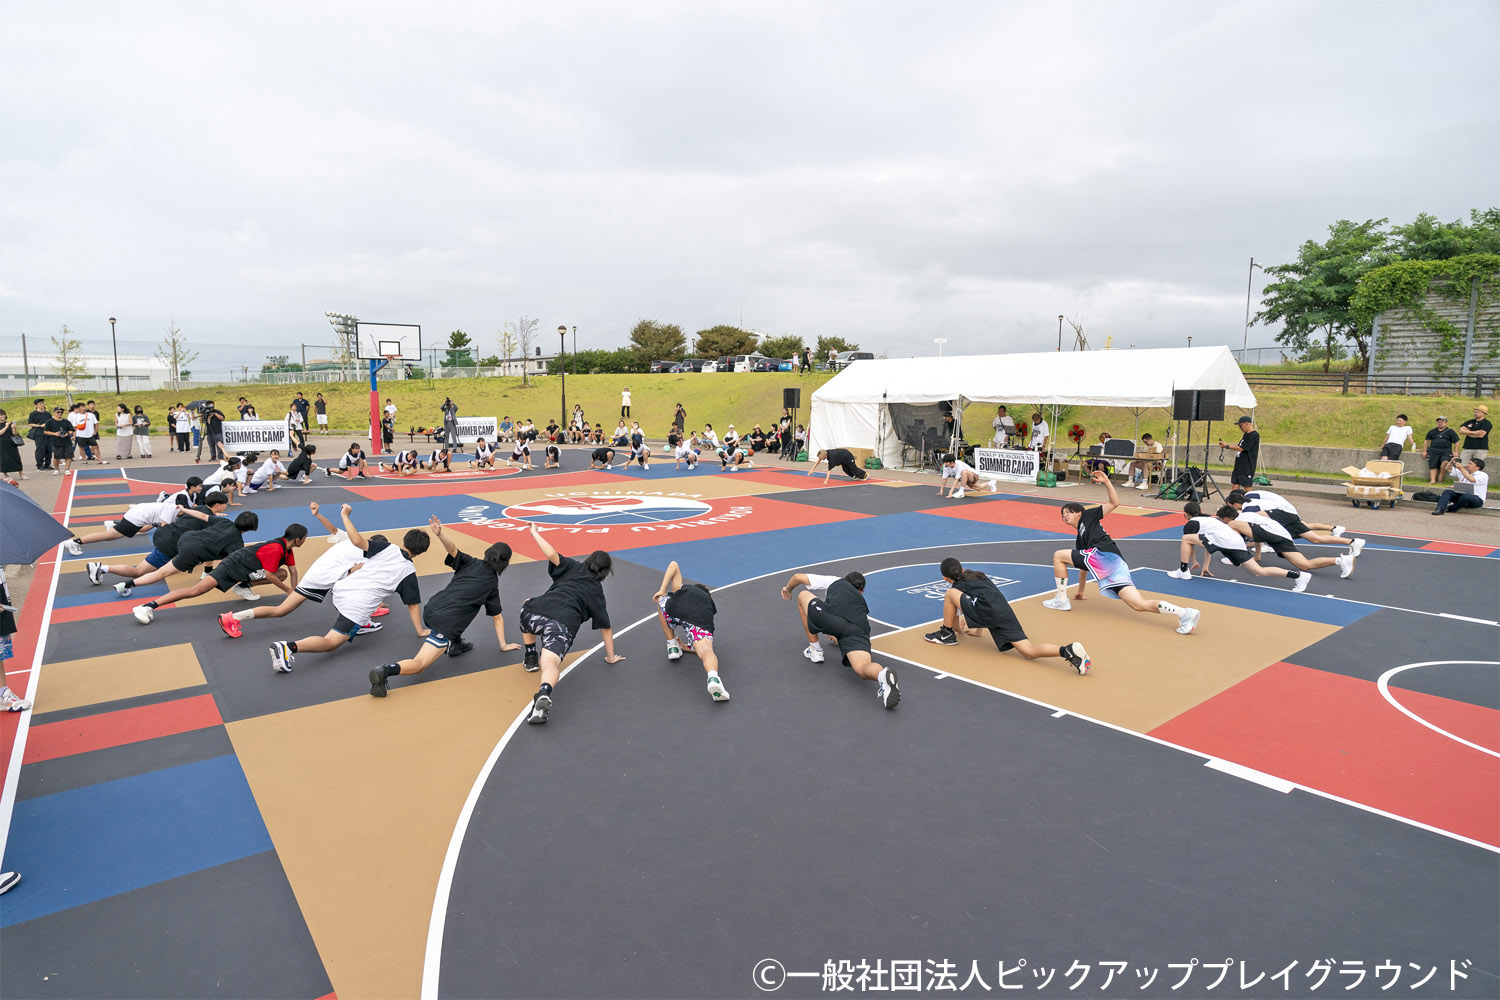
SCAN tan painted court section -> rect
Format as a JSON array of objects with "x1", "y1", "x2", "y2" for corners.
[
  {"x1": 227, "y1": 654, "x2": 580, "y2": 1000},
  {"x1": 875, "y1": 590, "x2": 1339, "y2": 734},
  {"x1": 472, "y1": 474, "x2": 798, "y2": 508},
  {"x1": 34, "y1": 643, "x2": 207, "y2": 714}
]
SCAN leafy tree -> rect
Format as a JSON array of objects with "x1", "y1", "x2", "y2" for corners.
[
  {"x1": 814, "y1": 335, "x2": 859, "y2": 360},
  {"x1": 1253, "y1": 219, "x2": 1391, "y2": 370},
  {"x1": 759, "y1": 334, "x2": 805, "y2": 359},
  {"x1": 548, "y1": 348, "x2": 638, "y2": 375},
  {"x1": 478, "y1": 355, "x2": 502, "y2": 367},
  {"x1": 628, "y1": 320, "x2": 687, "y2": 362},
  {"x1": 1388, "y1": 208, "x2": 1500, "y2": 261},
  {"x1": 445, "y1": 330, "x2": 476, "y2": 366},
  {"x1": 497, "y1": 327, "x2": 519, "y2": 360},
  {"x1": 155, "y1": 318, "x2": 198, "y2": 389},
  {"x1": 52, "y1": 324, "x2": 89, "y2": 389},
  {"x1": 693, "y1": 324, "x2": 758, "y2": 357}
]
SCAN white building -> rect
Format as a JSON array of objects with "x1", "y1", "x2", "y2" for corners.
[{"x1": 0, "y1": 352, "x2": 175, "y2": 396}]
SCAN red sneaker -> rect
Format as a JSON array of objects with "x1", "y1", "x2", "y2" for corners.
[
  {"x1": 371, "y1": 605, "x2": 390, "y2": 618},
  {"x1": 218, "y1": 612, "x2": 243, "y2": 638}
]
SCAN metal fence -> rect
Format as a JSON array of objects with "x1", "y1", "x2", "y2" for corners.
[{"x1": 1243, "y1": 370, "x2": 1496, "y2": 397}]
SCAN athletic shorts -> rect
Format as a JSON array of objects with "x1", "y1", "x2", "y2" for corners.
[
  {"x1": 145, "y1": 548, "x2": 171, "y2": 569},
  {"x1": 519, "y1": 609, "x2": 576, "y2": 660},
  {"x1": 1427, "y1": 452, "x2": 1451, "y2": 471},
  {"x1": 331, "y1": 614, "x2": 364, "y2": 638},
  {"x1": 293, "y1": 585, "x2": 330, "y2": 603},
  {"x1": 804, "y1": 598, "x2": 872, "y2": 655},
  {"x1": 114, "y1": 518, "x2": 143, "y2": 538},
  {"x1": 1203, "y1": 542, "x2": 1254, "y2": 566},
  {"x1": 1249, "y1": 524, "x2": 1298, "y2": 556},
  {"x1": 1075, "y1": 548, "x2": 1134, "y2": 600},
  {"x1": 1379, "y1": 443, "x2": 1402, "y2": 460},
  {"x1": 423, "y1": 629, "x2": 453, "y2": 651},
  {"x1": 171, "y1": 543, "x2": 214, "y2": 572},
  {"x1": 1264, "y1": 509, "x2": 1311, "y2": 537},
  {"x1": 657, "y1": 594, "x2": 713, "y2": 646},
  {"x1": 959, "y1": 593, "x2": 1027, "y2": 650},
  {"x1": 316, "y1": 414, "x2": 328, "y2": 425},
  {"x1": 209, "y1": 562, "x2": 266, "y2": 591}
]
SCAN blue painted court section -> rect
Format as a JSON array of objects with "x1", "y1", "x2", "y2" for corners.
[
  {"x1": 627, "y1": 512, "x2": 1057, "y2": 586},
  {"x1": 861, "y1": 562, "x2": 1058, "y2": 628},
  {"x1": 54, "y1": 584, "x2": 168, "y2": 609},
  {"x1": 1127, "y1": 568, "x2": 1376, "y2": 626},
  {"x1": 0, "y1": 755, "x2": 274, "y2": 926}
]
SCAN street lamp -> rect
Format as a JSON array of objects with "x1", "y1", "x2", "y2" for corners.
[
  {"x1": 1057, "y1": 315, "x2": 1064, "y2": 352},
  {"x1": 558, "y1": 325, "x2": 568, "y2": 431},
  {"x1": 572, "y1": 325, "x2": 577, "y2": 356},
  {"x1": 1241, "y1": 257, "x2": 1264, "y2": 362},
  {"x1": 108, "y1": 317, "x2": 120, "y2": 394},
  {"x1": 934, "y1": 337, "x2": 947, "y2": 357}
]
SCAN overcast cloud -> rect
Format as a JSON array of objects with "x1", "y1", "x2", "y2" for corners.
[{"x1": 2, "y1": 0, "x2": 1497, "y2": 371}]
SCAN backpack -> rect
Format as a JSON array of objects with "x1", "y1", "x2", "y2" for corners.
[{"x1": 1411, "y1": 489, "x2": 1441, "y2": 502}]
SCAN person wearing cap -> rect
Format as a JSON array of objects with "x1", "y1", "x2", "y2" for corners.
[
  {"x1": 1218, "y1": 416, "x2": 1260, "y2": 488},
  {"x1": 1421, "y1": 416, "x2": 1460, "y2": 484},
  {"x1": 1457, "y1": 404, "x2": 1491, "y2": 464},
  {"x1": 1432, "y1": 457, "x2": 1487, "y2": 515}
]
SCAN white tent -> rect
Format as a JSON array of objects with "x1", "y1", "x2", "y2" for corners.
[{"x1": 807, "y1": 346, "x2": 1258, "y2": 468}]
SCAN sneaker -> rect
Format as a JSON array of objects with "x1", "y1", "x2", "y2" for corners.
[
  {"x1": 297, "y1": 474, "x2": 309, "y2": 484},
  {"x1": 1349, "y1": 537, "x2": 1365, "y2": 557},
  {"x1": 523, "y1": 648, "x2": 540, "y2": 672},
  {"x1": 1042, "y1": 595, "x2": 1072, "y2": 611},
  {"x1": 132, "y1": 604, "x2": 154, "y2": 625},
  {"x1": 447, "y1": 639, "x2": 474, "y2": 657},
  {"x1": 924, "y1": 626, "x2": 958, "y2": 645},
  {"x1": 0, "y1": 687, "x2": 32, "y2": 713},
  {"x1": 1134, "y1": 481, "x2": 1150, "y2": 490},
  {"x1": 1331, "y1": 525, "x2": 1346, "y2": 537},
  {"x1": 357, "y1": 472, "x2": 368, "y2": 479},
  {"x1": 986, "y1": 479, "x2": 998, "y2": 492},
  {"x1": 1061, "y1": 642, "x2": 1091, "y2": 675},
  {"x1": 0, "y1": 870, "x2": 19, "y2": 894},
  {"x1": 802, "y1": 644, "x2": 825, "y2": 663},
  {"x1": 1220, "y1": 557, "x2": 1233, "y2": 565},
  {"x1": 952, "y1": 488, "x2": 965, "y2": 499},
  {"x1": 354, "y1": 620, "x2": 384, "y2": 635},
  {"x1": 200, "y1": 568, "x2": 212, "y2": 581},
  {"x1": 87, "y1": 561, "x2": 104, "y2": 584},
  {"x1": 876, "y1": 667, "x2": 901, "y2": 709},
  {"x1": 218, "y1": 612, "x2": 243, "y2": 638},
  {"x1": 666, "y1": 640, "x2": 682, "y2": 661},
  {"x1": 1174, "y1": 608, "x2": 1201, "y2": 635},
  {"x1": 706, "y1": 674, "x2": 730, "y2": 702},
  {"x1": 114, "y1": 580, "x2": 133, "y2": 597},
  {"x1": 370, "y1": 605, "x2": 390, "y2": 618},
  {"x1": 369, "y1": 665, "x2": 391, "y2": 698},
  {"x1": 103, "y1": 520, "x2": 117, "y2": 534},
  {"x1": 64, "y1": 538, "x2": 82, "y2": 556},
  {"x1": 270, "y1": 640, "x2": 295, "y2": 673},
  {"x1": 324, "y1": 468, "x2": 334, "y2": 478},
  {"x1": 230, "y1": 583, "x2": 261, "y2": 601},
  {"x1": 1336, "y1": 553, "x2": 1354, "y2": 579},
  {"x1": 527, "y1": 692, "x2": 551, "y2": 724},
  {"x1": 1166, "y1": 568, "x2": 1192, "y2": 580},
  {"x1": 1292, "y1": 573, "x2": 1311, "y2": 593}
]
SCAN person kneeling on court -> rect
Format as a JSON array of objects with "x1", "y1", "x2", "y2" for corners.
[
  {"x1": 112, "y1": 509, "x2": 257, "y2": 598},
  {"x1": 808, "y1": 447, "x2": 868, "y2": 484},
  {"x1": 1171, "y1": 502, "x2": 1323, "y2": 593},
  {"x1": 66, "y1": 494, "x2": 210, "y2": 554},
  {"x1": 518, "y1": 524, "x2": 624, "y2": 724},
  {"x1": 325, "y1": 442, "x2": 369, "y2": 480},
  {"x1": 938, "y1": 453, "x2": 997, "y2": 499},
  {"x1": 780, "y1": 570, "x2": 900, "y2": 709},
  {"x1": 544, "y1": 443, "x2": 562, "y2": 469},
  {"x1": 268, "y1": 523, "x2": 429, "y2": 673},
  {"x1": 924, "y1": 557, "x2": 1089, "y2": 674},
  {"x1": 369, "y1": 517, "x2": 521, "y2": 697},
  {"x1": 471, "y1": 438, "x2": 498, "y2": 470},
  {"x1": 652, "y1": 560, "x2": 729, "y2": 703},
  {"x1": 284, "y1": 444, "x2": 317, "y2": 483},
  {"x1": 131, "y1": 522, "x2": 305, "y2": 624},
  {"x1": 590, "y1": 446, "x2": 616, "y2": 470}
]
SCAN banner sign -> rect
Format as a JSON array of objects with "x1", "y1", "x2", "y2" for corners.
[
  {"x1": 452, "y1": 416, "x2": 498, "y2": 443},
  {"x1": 222, "y1": 419, "x2": 290, "y2": 453},
  {"x1": 973, "y1": 447, "x2": 1038, "y2": 483}
]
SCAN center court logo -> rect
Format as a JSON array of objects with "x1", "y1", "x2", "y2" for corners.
[{"x1": 499, "y1": 493, "x2": 713, "y2": 526}]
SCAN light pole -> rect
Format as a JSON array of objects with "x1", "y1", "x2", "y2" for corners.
[
  {"x1": 1057, "y1": 315, "x2": 1064, "y2": 351},
  {"x1": 572, "y1": 325, "x2": 577, "y2": 356},
  {"x1": 557, "y1": 325, "x2": 568, "y2": 430},
  {"x1": 934, "y1": 337, "x2": 947, "y2": 357},
  {"x1": 1241, "y1": 257, "x2": 1264, "y2": 362},
  {"x1": 108, "y1": 317, "x2": 120, "y2": 394}
]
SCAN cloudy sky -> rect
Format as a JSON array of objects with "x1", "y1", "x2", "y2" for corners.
[{"x1": 2, "y1": 0, "x2": 1496, "y2": 373}]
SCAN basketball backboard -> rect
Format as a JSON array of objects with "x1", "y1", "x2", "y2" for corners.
[{"x1": 355, "y1": 322, "x2": 422, "y2": 361}]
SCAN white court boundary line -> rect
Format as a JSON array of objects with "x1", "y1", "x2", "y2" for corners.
[
  {"x1": 1377, "y1": 661, "x2": 1500, "y2": 759},
  {"x1": 419, "y1": 537, "x2": 1500, "y2": 995}
]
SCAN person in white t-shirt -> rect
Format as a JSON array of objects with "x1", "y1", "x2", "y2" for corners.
[
  {"x1": 620, "y1": 387, "x2": 631, "y2": 418},
  {"x1": 244, "y1": 451, "x2": 288, "y2": 494},
  {"x1": 1379, "y1": 414, "x2": 1415, "y2": 460},
  {"x1": 939, "y1": 454, "x2": 998, "y2": 499},
  {"x1": 203, "y1": 457, "x2": 246, "y2": 505},
  {"x1": 1170, "y1": 501, "x2": 1348, "y2": 593},
  {"x1": 1030, "y1": 412, "x2": 1050, "y2": 453},
  {"x1": 72, "y1": 406, "x2": 107, "y2": 464},
  {"x1": 471, "y1": 438, "x2": 497, "y2": 470},
  {"x1": 64, "y1": 497, "x2": 209, "y2": 553},
  {"x1": 991, "y1": 406, "x2": 1016, "y2": 448},
  {"x1": 1433, "y1": 457, "x2": 1488, "y2": 515}
]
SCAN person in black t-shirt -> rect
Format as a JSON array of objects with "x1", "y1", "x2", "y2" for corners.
[
  {"x1": 1044, "y1": 470, "x2": 1201, "y2": 635},
  {"x1": 590, "y1": 446, "x2": 617, "y2": 469},
  {"x1": 43, "y1": 407, "x2": 75, "y2": 475},
  {"x1": 651, "y1": 560, "x2": 728, "y2": 703},
  {"x1": 26, "y1": 399, "x2": 51, "y2": 471},
  {"x1": 923, "y1": 558, "x2": 1090, "y2": 674},
  {"x1": 285, "y1": 444, "x2": 317, "y2": 483},
  {"x1": 1457, "y1": 404, "x2": 1491, "y2": 464},
  {"x1": 518, "y1": 525, "x2": 624, "y2": 724},
  {"x1": 1219, "y1": 416, "x2": 1259, "y2": 488},
  {"x1": 780, "y1": 570, "x2": 900, "y2": 709},
  {"x1": 808, "y1": 447, "x2": 868, "y2": 484},
  {"x1": 369, "y1": 518, "x2": 521, "y2": 697}
]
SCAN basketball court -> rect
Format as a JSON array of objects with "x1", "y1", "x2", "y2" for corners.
[{"x1": 1, "y1": 455, "x2": 1496, "y2": 999}]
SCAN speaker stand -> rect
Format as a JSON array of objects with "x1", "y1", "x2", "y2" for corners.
[{"x1": 1198, "y1": 419, "x2": 1226, "y2": 505}]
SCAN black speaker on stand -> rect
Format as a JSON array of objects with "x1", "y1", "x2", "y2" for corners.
[{"x1": 1159, "y1": 389, "x2": 1226, "y2": 503}]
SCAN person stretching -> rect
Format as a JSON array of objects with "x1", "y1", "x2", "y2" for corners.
[
  {"x1": 924, "y1": 557, "x2": 1090, "y2": 674},
  {"x1": 780, "y1": 570, "x2": 900, "y2": 709},
  {"x1": 130, "y1": 525, "x2": 307, "y2": 623},
  {"x1": 652, "y1": 560, "x2": 729, "y2": 703},
  {"x1": 938, "y1": 454, "x2": 997, "y2": 499}
]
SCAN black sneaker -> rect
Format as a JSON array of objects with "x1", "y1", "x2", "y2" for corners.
[
  {"x1": 523, "y1": 648, "x2": 540, "y2": 672},
  {"x1": 369, "y1": 665, "x2": 392, "y2": 697},
  {"x1": 924, "y1": 626, "x2": 958, "y2": 645},
  {"x1": 1061, "y1": 642, "x2": 1091, "y2": 676},
  {"x1": 448, "y1": 639, "x2": 474, "y2": 658},
  {"x1": 527, "y1": 692, "x2": 551, "y2": 724}
]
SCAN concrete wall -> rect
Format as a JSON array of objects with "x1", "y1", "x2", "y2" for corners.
[{"x1": 1154, "y1": 442, "x2": 1423, "y2": 476}]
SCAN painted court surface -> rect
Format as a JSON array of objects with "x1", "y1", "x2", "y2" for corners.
[{"x1": 1, "y1": 460, "x2": 1496, "y2": 999}]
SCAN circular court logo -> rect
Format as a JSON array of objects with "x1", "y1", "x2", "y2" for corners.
[{"x1": 500, "y1": 494, "x2": 712, "y2": 526}]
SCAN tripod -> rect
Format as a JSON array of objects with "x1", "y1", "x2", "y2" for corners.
[{"x1": 1194, "y1": 418, "x2": 1227, "y2": 504}]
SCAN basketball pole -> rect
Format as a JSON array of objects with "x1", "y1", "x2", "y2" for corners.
[{"x1": 370, "y1": 357, "x2": 390, "y2": 456}]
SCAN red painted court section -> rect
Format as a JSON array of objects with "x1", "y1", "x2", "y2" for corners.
[
  {"x1": 24, "y1": 693, "x2": 222, "y2": 764},
  {"x1": 1420, "y1": 540, "x2": 1497, "y2": 557},
  {"x1": 1150, "y1": 660, "x2": 1500, "y2": 846},
  {"x1": 728, "y1": 468, "x2": 869, "y2": 490},
  {"x1": 921, "y1": 498, "x2": 1177, "y2": 539}
]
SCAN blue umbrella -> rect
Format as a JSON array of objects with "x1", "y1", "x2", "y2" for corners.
[{"x1": 0, "y1": 481, "x2": 72, "y2": 565}]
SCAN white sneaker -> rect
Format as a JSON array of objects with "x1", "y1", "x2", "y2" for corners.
[
  {"x1": 952, "y1": 488, "x2": 965, "y2": 499},
  {"x1": 1292, "y1": 573, "x2": 1311, "y2": 593},
  {"x1": 1042, "y1": 595, "x2": 1072, "y2": 611},
  {"x1": 132, "y1": 605, "x2": 154, "y2": 625},
  {"x1": 1331, "y1": 526, "x2": 1346, "y2": 537},
  {"x1": 0, "y1": 687, "x2": 32, "y2": 713},
  {"x1": 87, "y1": 561, "x2": 104, "y2": 584},
  {"x1": 666, "y1": 641, "x2": 682, "y2": 661},
  {"x1": 706, "y1": 675, "x2": 730, "y2": 702},
  {"x1": 1336, "y1": 553, "x2": 1354, "y2": 579},
  {"x1": 986, "y1": 479, "x2": 997, "y2": 492},
  {"x1": 1349, "y1": 537, "x2": 1364, "y2": 557},
  {"x1": 270, "y1": 640, "x2": 295, "y2": 673},
  {"x1": 64, "y1": 539, "x2": 82, "y2": 556},
  {"x1": 230, "y1": 583, "x2": 261, "y2": 601},
  {"x1": 114, "y1": 580, "x2": 133, "y2": 597},
  {"x1": 876, "y1": 667, "x2": 901, "y2": 709},
  {"x1": 1220, "y1": 557, "x2": 1233, "y2": 565},
  {"x1": 1174, "y1": 608, "x2": 1201, "y2": 635},
  {"x1": 1166, "y1": 568, "x2": 1192, "y2": 580},
  {"x1": 527, "y1": 693, "x2": 552, "y2": 724},
  {"x1": 802, "y1": 644, "x2": 825, "y2": 663},
  {"x1": 1134, "y1": 481, "x2": 1149, "y2": 490}
]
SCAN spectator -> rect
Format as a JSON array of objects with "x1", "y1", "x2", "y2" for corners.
[
  {"x1": 287, "y1": 404, "x2": 306, "y2": 452},
  {"x1": 620, "y1": 386, "x2": 631, "y2": 418},
  {"x1": 545, "y1": 418, "x2": 560, "y2": 443},
  {"x1": 1030, "y1": 411, "x2": 1050, "y2": 455},
  {"x1": 673, "y1": 403, "x2": 686, "y2": 433},
  {"x1": 384, "y1": 397, "x2": 397, "y2": 421},
  {"x1": 592, "y1": 423, "x2": 604, "y2": 445},
  {"x1": 381, "y1": 412, "x2": 395, "y2": 451},
  {"x1": 173, "y1": 404, "x2": 193, "y2": 452},
  {"x1": 132, "y1": 405, "x2": 153, "y2": 458},
  {"x1": 204, "y1": 401, "x2": 227, "y2": 461},
  {"x1": 72, "y1": 402, "x2": 106, "y2": 464},
  {"x1": 26, "y1": 399, "x2": 50, "y2": 471},
  {"x1": 991, "y1": 406, "x2": 1016, "y2": 447},
  {"x1": 1421, "y1": 415, "x2": 1460, "y2": 485},
  {"x1": 114, "y1": 403, "x2": 135, "y2": 459},
  {"x1": 237, "y1": 397, "x2": 257, "y2": 419},
  {"x1": 612, "y1": 420, "x2": 629, "y2": 446},
  {"x1": 440, "y1": 397, "x2": 458, "y2": 442},
  {"x1": 749, "y1": 424, "x2": 769, "y2": 453},
  {"x1": 44, "y1": 405, "x2": 73, "y2": 475},
  {"x1": 1, "y1": 577, "x2": 30, "y2": 712},
  {"x1": 1457, "y1": 404, "x2": 1491, "y2": 463},
  {"x1": 0, "y1": 409, "x2": 24, "y2": 481},
  {"x1": 499, "y1": 416, "x2": 514, "y2": 442},
  {"x1": 293, "y1": 392, "x2": 311, "y2": 427},
  {"x1": 1432, "y1": 457, "x2": 1487, "y2": 516},
  {"x1": 1127, "y1": 433, "x2": 1164, "y2": 489},
  {"x1": 1220, "y1": 415, "x2": 1259, "y2": 488},
  {"x1": 314, "y1": 392, "x2": 328, "y2": 433},
  {"x1": 1379, "y1": 414, "x2": 1414, "y2": 460}
]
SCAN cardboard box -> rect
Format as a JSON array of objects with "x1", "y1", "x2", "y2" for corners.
[{"x1": 1342, "y1": 460, "x2": 1403, "y2": 485}]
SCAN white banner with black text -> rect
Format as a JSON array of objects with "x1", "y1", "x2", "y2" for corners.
[
  {"x1": 451, "y1": 416, "x2": 498, "y2": 444},
  {"x1": 973, "y1": 447, "x2": 1039, "y2": 483},
  {"x1": 222, "y1": 419, "x2": 290, "y2": 453}
]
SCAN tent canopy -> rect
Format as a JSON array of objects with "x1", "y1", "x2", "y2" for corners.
[{"x1": 807, "y1": 346, "x2": 1257, "y2": 464}]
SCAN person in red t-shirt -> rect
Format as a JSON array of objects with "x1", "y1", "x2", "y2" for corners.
[{"x1": 128, "y1": 526, "x2": 307, "y2": 624}]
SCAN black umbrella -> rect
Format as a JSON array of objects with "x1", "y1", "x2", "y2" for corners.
[{"x1": 0, "y1": 481, "x2": 72, "y2": 565}]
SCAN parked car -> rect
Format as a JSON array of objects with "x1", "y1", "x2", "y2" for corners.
[
  {"x1": 751, "y1": 356, "x2": 780, "y2": 372},
  {"x1": 680, "y1": 358, "x2": 710, "y2": 372},
  {"x1": 777, "y1": 358, "x2": 795, "y2": 372},
  {"x1": 649, "y1": 360, "x2": 675, "y2": 373},
  {"x1": 832, "y1": 350, "x2": 875, "y2": 370}
]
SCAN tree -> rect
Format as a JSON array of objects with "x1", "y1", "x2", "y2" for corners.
[
  {"x1": 497, "y1": 327, "x2": 519, "y2": 361},
  {"x1": 548, "y1": 348, "x2": 637, "y2": 375},
  {"x1": 478, "y1": 355, "x2": 502, "y2": 367},
  {"x1": 155, "y1": 318, "x2": 198, "y2": 390},
  {"x1": 1253, "y1": 218, "x2": 1391, "y2": 370},
  {"x1": 1388, "y1": 208, "x2": 1500, "y2": 261},
  {"x1": 628, "y1": 319, "x2": 686, "y2": 363},
  {"x1": 52, "y1": 324, "x2": 89, "y2": 391},
  {"x1": 814, "y1": 335, "x2": 859, "y2": 360},
  {"x1": 505, "y1": 316, "x2": 539, "y2": 386},
  {"x1": 759, "y1": 334, "x2": 805, "y2": 360},
  {"x1": 692, "y1": 324, "x2": 758, "y2": 357},
  {"x1": 445, "y1": 330, "x2": 476, "y2": 367}
]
